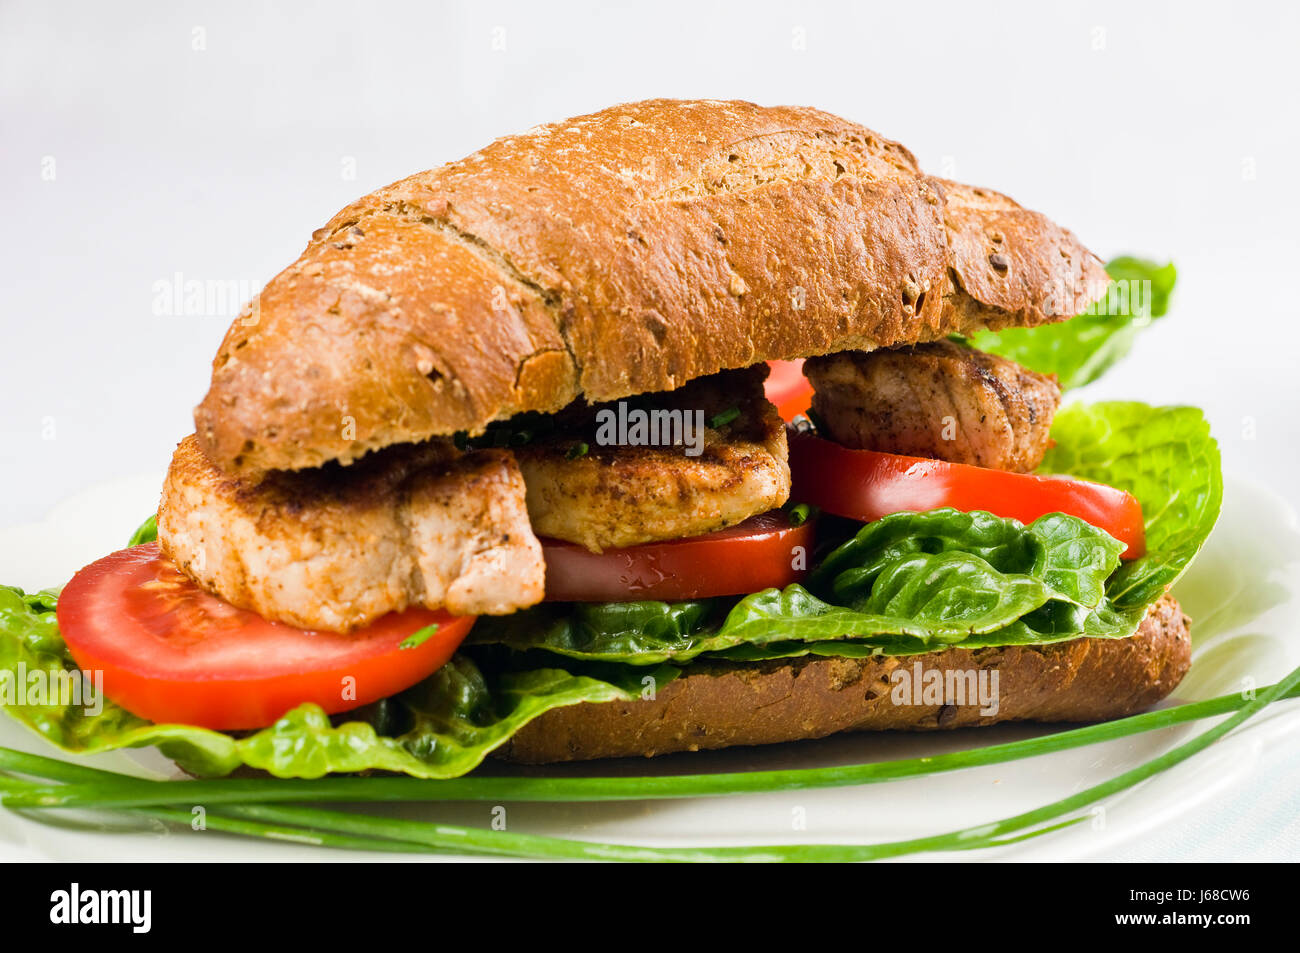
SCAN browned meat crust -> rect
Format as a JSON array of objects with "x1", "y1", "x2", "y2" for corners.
[
  {"x1": 515, "y1": 367, "x2": 789, "y2": 551},
  {"x1": 157, "y1": 436, "x2": 545, "y2": 631},
  {"x1": 805, "y1": 341, "x2": 1061, "y2": 472}
]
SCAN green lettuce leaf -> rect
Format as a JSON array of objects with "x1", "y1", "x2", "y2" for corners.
[
  {"x1": 813, "y1": 508, "x2": 1123, "y2": 609},
  {"x1": 963, "y1": 257, "x2": 1177, "y2": 389},
  {"x1": 0, "y1": 586, "x2": 639, "y2": 778},
  {"x1": 468, "y1": 599, "x2": 728, "y2": 665},
  {"x1": 127, "y1": 514, "x2": 158, "y2": 546},
  {"x1": 1039, "y1": 401, "x2": 1222, "y2": 610}
]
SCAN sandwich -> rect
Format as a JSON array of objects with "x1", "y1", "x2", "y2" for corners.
[{"x1": 0, "y1": 99, "x2": 1220, "y2": 777}]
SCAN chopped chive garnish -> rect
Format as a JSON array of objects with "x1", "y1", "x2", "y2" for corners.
[
  {"x1": 804, "y1": 407, "x2": 827, "y2": 433},
  {"x1": 787, "y1": 503, "x2": 817, "y2": 527},
  {"x1": 398, "y1": 623, "x2": 439, "y2": 650},
  {"x1": 708, "y1": 407, "x2": 740, "y2": 428},
  {"x1": 510, "y1": 430, "x2": 533, "y2": 447},
  {"x1": 452, "y1": 431, "x2": 468, "y2": 451},
  {"x1": 565, "y1": 442, "x2": 589, "y2": 460}
]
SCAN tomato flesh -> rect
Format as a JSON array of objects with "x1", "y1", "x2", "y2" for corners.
[
  {"x1": 765, "y1": 360, "x2": 814, "y2": 422},
  {"x1": 788, "y1": 431, "x2": 1146, "y2": 558},
  {"x1": 57, "y1": 544, "x2": 475, "y2": 730},
  {"x1": 542, "y1": 510, "x2": 816, "y2": 602}
]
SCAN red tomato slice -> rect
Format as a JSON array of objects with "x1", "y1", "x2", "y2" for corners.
[
  {"x1": 57, "y1": 543, "x2": 475, "y2": 730},
  {"x1": 542, "y1": 510, "x2": 816, "y2": 602},
  {"x1": 788, "y1": 432, "x2": 1146, "y2": 558},
  {"x1": 765, "y1": 359, "x2": 814, "y2": 422}
]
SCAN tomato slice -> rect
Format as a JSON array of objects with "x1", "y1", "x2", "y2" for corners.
[
  {"x1": 57, "y1": 543, "x2": 475, "y2": 730},
  {"x1": 542, "y1": 510, "x2": 816, "y2": 602},
  {"x1": 765, "y1": 359, "x2": 814, "y2": 422},
  {"x1": 788, "y1": 432, "x2": 1146, "y2": 558}
]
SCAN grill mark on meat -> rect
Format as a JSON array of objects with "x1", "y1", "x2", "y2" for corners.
[{"x1": 805, "y1": 340, "x2": 1061, "y2": 472}]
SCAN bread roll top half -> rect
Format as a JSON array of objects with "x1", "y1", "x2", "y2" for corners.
[{"x1": 196, "y1": 99, "x2": 1107, "y2": 477}]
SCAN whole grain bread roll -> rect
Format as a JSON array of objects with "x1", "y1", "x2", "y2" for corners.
[
  {"x1": 195, "y1": 99, "x2": 1107, "y2": 476},
  {"x1": 495, "y1": 594, "x2": 1191, "y2": 764}
]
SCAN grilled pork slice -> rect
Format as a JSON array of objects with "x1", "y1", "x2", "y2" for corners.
[
  {"x1": 157, "y1": 436, "x2": 544, "y2": 632},
  {"x1": 805, "y1": 341, "x2": 1061, "y2": 472},
  {"x1": 515, "y1": 367, "x2": 790, "y2": 552}
]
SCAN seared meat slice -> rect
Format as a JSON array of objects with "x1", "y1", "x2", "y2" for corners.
[
  {"x1": 515, "y1": 367, "x2": 790, "y2": 552},
  {"x1": 804, "y1": 341, "x2": 1060, "y2": 472},
  {"x1": 157, "y1": 435, "x2": 544, "y2": 632}
]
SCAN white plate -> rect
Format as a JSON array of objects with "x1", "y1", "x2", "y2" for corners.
[{"x1": 1, "y1": 472, "x2": 1298, "y2": 862}]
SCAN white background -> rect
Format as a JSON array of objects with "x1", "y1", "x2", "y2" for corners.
[{"x1": 2, "y1": 1, "x2": 1298, "y2": 861}]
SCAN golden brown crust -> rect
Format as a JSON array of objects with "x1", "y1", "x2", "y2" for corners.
[
  {"x1": 939, "y1": 179, "x2": 1105, "y2": 324},
  {"x1": 194, "y1": 213, "x2": 577, "y2": 476},
  {"x1": 195, "y1": 99, "x2": 1107, "y2": 477},
  {"x1": 495, "y1": 594, "x2": 1191, "y2": 764}
]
